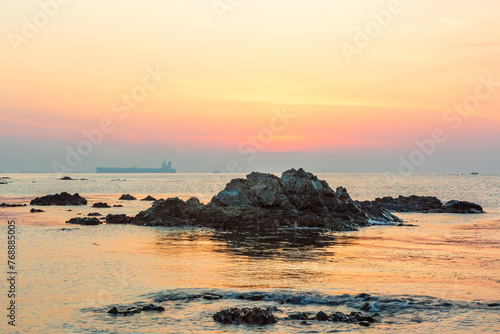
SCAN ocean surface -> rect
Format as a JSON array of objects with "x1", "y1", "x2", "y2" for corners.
[{"x1": 0, "y1": 173, "x2": 499, "y2": 333}]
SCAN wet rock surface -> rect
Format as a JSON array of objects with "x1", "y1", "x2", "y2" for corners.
[
  {"x1": 131, "y1": 169, "x2": 401, "y2": 231},
  {"x1": 106, "y1": 214, "x2": 133, "y2": 225},
  {"x1": 31, "y1": 192, "x2": 87, "y2": 206},
  {"x1": 66, "y1": 217, "x2": 101, "y2": 225},
  {"x1": 213, "y1": 307, "x2": 279, "y2": 325},
  {"x1": 361, "y1": 195, "x2": 483, "y2": 214}
]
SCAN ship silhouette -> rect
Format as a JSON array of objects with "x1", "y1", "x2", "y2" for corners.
[{"x1": 96, "y1": 161, "x2": 176, "y2": 173}]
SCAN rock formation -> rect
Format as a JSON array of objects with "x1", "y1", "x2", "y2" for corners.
[
  {"x1": 131, "y1": 169, "x2": 401, "y2": 231},
  {"x1": 30, "y1": 192, "x2": 87, "y2": 206}
]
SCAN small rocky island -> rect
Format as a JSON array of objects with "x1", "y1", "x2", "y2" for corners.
[{"x1": 114, "y1": 168, "x2": 401, "y2": 231}]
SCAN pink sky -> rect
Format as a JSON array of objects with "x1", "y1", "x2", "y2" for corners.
[{"x1": 1, "y1": 0, "x2": 499, "y2": 172}]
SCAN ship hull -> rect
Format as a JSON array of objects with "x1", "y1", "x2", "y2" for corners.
[{"x1": 95, "y1": 168, "x2": 176, "y2": 173}]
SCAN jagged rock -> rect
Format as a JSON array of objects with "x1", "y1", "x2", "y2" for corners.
[
  {"x1": 213, "y1": 307, "x2": 278, "y2": 325},
  {"x1": 130, "y1": 169, "x2": 401, "y2": 231},
  {"x1": 119, "y1": 194, "x2": 137, "y2": 200},
  {"x1": 443, "y1": 200, "x2": 483, "y2": 213},
  {"x1": 92, "y1": 202, "x2": 111, "y2": 208},
  {"x1": 141, "y1": 195, "x2": 156, "y2": 201},
  {"x1": 30, "y1": 208, "x2": 44, "y2": 213},
  {"x1": 31, "y1": 192, "x2": 87, "y2": 206},
  {"x1": 106, "y1": 214, "x2": 132, "y2": 225},
  {"x1": 66, "y1": 217, "x2": 101, "y2": 225}
]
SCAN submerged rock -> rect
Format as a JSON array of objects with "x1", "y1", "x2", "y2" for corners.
[
  {"x1": 213, "y1": 307, "x2": 279, "y2": 325},
  {"x1": 88, "y1": 212, "x2": 102, "y2": 217},
  {"x1": 66, "y1": 217, "x2": 101, "y2": 225},
  {"x1": 119, "y1": 194, "x2": 137, "y2": 200},
  {"x1": 31, "y1": 192, "x2": 87, "y2": 206},
  {"x1": 131, "y1": 169, "x2": 401, "y2": 231},
  {"x1": 30, "y1": 208, "x2": 44, "y2": 213}
]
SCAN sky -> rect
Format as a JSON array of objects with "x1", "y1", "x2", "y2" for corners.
[{"x1": 0, "y1": 0, "x2": 499, "y2": 173}]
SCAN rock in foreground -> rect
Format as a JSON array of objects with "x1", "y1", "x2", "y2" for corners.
[
  {"x1": 131, "y1": 169, "x2": 401, "y2": 231},
  {"x1": 31, "y1": 192, "x2": 87, "y2": 206},
  {"x1": 213, "y1": 307, "x2": 278, "y2": 325}
]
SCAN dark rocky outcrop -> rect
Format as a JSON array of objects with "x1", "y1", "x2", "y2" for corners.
[
  {"x1": 113, "y1": 204, "x2": 123, "y2": 207},
  {"x1": 92, "y1": 202, "x2": 111, "y2": 208},
  {"x1": 1, "y1": 203, "x2": 27, "y2": 207},
  {"x1": 66, "y1": 217, "x2": 101, "y2": 225},
  {"x1": 130, "y1": 169, "x2": 401, "y2": 231},
  {"x1": 361, "y1": 195, "x2": 483, "y2": 214},
  {"x1": 106, "y1": 214, "x2": 133, "y2": 225},
  {"x1": 443, "y1": 200, "x2": 483, "y2": 214},
  {"x1": 213, "y1": 307, "x2": 279, "y2": 325},
  {"x1": 31, "y1": 192, "x2": 87, "y2": 206},
  {"x1": 141, "y1": 195, "x2": 157, "y2": 201},
  {"x1": 59, "y1": 176, "x2": 74, "y2": 180},
  {"x1": 119, "y1": 194, "x2": 137, "y2": 200},
  {"x1": 30, "y1": 208, "x2": 44, "y2": 213}
]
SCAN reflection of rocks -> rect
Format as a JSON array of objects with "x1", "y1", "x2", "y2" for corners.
[
  {"x1": 213, "y1": 307, "x2": 279, "y2": 325},
  {"x1": 131, "y1": 169, "x2": 400, "y2": 231},
  {"x1": 66, "y1": 217, "x2": 101, "y2": 225},
  {"x1": 119, "y1": 194, "x2": 137, "y2": 200},
  {"x1": 361, "y1": 195, "x2": 483, "y2": 214},
  {"x1": 31, "y1": 192, "x2": 87, "y2": 206}
]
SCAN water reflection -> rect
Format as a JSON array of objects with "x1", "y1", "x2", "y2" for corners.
[{"x1": 149, "y1": 227, "x2": 359, "y2": 261}]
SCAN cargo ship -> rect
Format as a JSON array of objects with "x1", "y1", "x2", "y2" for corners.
[{"x1": 96, "y1": 160, "x2": 176, "y2": 173}]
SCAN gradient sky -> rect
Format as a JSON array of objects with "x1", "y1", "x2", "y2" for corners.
[{"x1": 1, "y1": 0, "x2": 499, "y2": 173}]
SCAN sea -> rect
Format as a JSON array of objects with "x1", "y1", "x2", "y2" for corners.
[{"x1": 0, "y1": 172, "x2": 499, "y2": 333}]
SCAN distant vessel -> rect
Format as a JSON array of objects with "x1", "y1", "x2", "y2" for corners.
[
  {"x1": 96, "y1": 161, "x2": 176, "y2": 173},
  {"x1": 471, "y1": 172, "x2": 479, "y2": 175}
]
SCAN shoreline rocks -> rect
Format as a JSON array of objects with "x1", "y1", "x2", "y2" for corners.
[
  {"x1": 30, "y1": 192, "x2": 87, "y2": 206},
  {"x1": 92, "y1": 202, "x2": 111, "y2": 208}
]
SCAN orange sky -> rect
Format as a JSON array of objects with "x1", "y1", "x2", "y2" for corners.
[{"x1": 1, "y1": 0, "x2": 499, "y2": 172}]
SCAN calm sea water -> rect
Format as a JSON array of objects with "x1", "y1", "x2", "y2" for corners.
[{"x1": 1, "y1": 173, "x2": 499, "y2": 333}]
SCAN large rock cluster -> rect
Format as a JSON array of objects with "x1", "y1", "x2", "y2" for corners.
[{"x1": 131, "y1": 169, "x2": 401, "y2": 231}]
